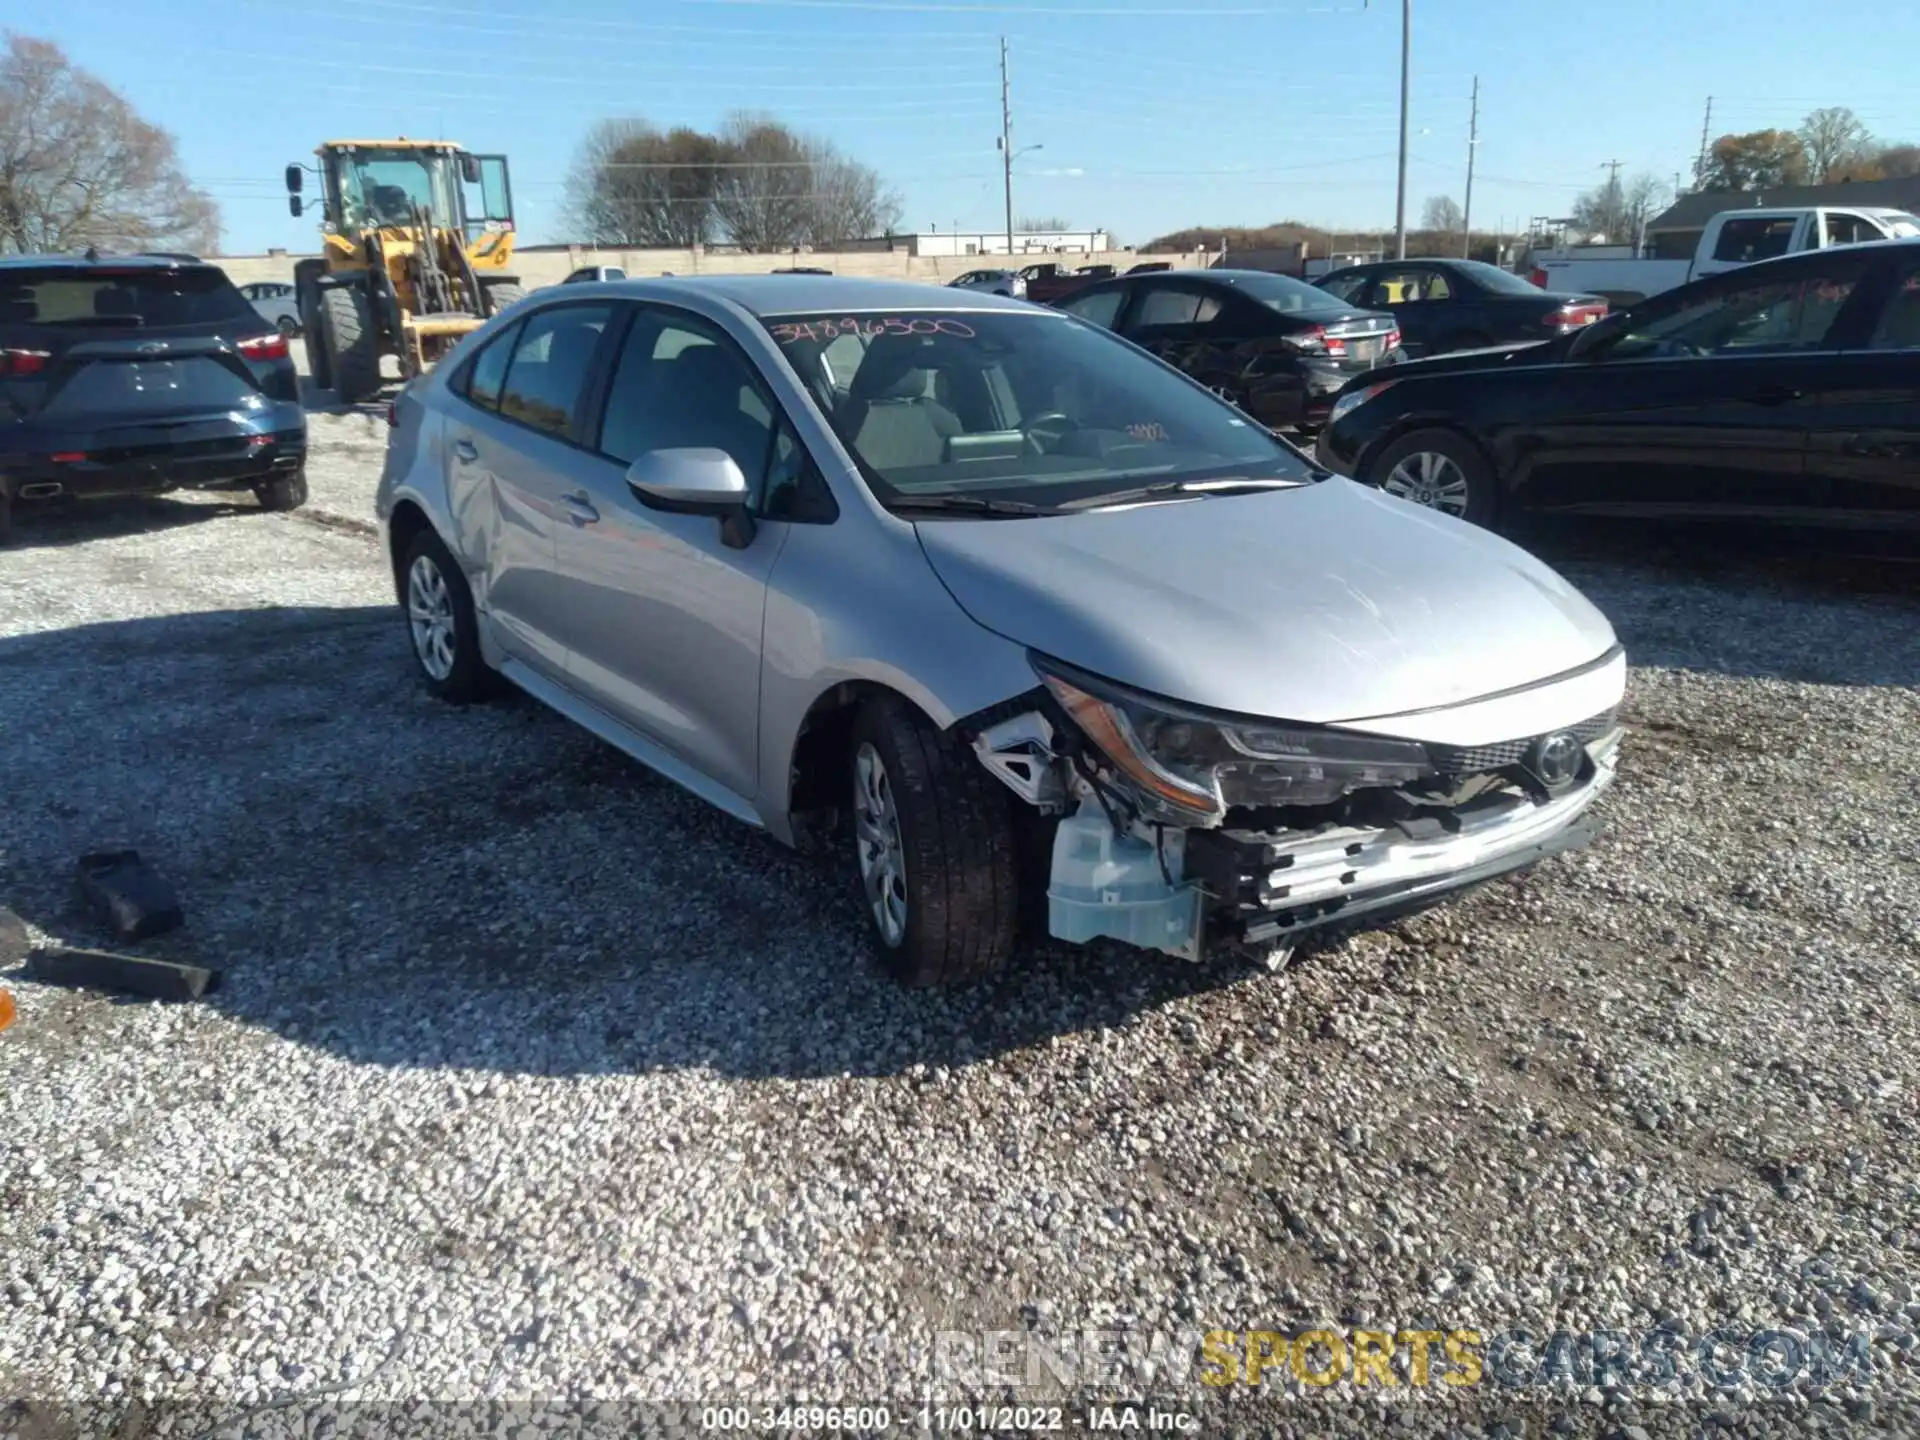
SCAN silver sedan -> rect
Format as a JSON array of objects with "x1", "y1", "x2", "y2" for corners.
[{"x1": 377, "y1": 276, "x2": 1625, "y2": 986}]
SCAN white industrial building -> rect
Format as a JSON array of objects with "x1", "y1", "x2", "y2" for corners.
[{"x1": 866, "y1": 229, "x2": 1114, "y2": 258}]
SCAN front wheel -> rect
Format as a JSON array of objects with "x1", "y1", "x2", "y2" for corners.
[
  {"x1": 1364, "y1": 427, "x2": 1500, "y2": 527},
  {"x1": 849, "y1": 698, "x2": 1019, "y2": 987}
]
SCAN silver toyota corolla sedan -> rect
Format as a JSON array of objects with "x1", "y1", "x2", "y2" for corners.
[{"x1": 376, "y1": 275, "x2": 1626, "y2": 987}]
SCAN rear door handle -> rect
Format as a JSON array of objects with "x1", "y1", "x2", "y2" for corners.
[
  {"x1": 452, "y1": 438, "x2": 479, "y2": 463},
  {"x1": 1749, "y1": 385, "x2": 1804, "y2": 406},
  {"x1": 561, "y1": 490, "x2": 600, "y2": 526}
]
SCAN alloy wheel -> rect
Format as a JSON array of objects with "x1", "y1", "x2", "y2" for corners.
[
  {"x1": 1381, "y1": 451, "x2": 1471, "y2": 516},
  {"x1": 406, "y1": 554, "x2": 457, "y2": 682},
  {"x1": 853, "y1": 742, "x2": 908, "y2": 946}
]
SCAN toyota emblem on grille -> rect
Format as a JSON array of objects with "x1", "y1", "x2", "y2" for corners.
[{"x1": 1528, "y1": 731, "x2": 1584, "y2": 787}]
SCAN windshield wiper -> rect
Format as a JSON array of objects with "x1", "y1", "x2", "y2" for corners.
[
  {"x1": 1056, "y1": 476, "x2": 1304, "y2": 512},
  {"x1": 887, "y1": 494, "x2": 1058, "y2": 518}
]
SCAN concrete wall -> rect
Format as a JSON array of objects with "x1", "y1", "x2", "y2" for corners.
[{"x1": 212, "y1": 245, "x2": 1208, "y2": 290}]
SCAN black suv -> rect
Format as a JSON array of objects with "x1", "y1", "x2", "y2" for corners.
[{"x1": 0, "y1": 254, "x2": 307, "y2": 542}]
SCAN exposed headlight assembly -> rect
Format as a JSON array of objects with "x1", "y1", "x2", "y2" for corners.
[{"x1": 1034, "y1": 657, "x2": 1432, "y2": 826}]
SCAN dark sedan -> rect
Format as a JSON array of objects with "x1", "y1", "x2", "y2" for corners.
[
  {"x1": 1315, "y1": 258, "x2": 1607, "y2": 359},
  {"x1": 0, "y1": 255, "x2": 307, "y2": 542},
  {"x1": 1055, "y1": 268, "x2": 1403, "y2": 433},
  {"x1": 1314, "y1": 241, "x2": 1920, "y2": 531}
]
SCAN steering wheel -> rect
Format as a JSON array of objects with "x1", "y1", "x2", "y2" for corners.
[{"x1": 1024, "y1": 412, "x2": 1073, "y2": 453}]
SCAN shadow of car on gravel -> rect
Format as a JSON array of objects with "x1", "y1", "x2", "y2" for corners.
[
  {"x1": 1510, "y1": 517, "x2": 1920, "y2": 688},
  {"x1": 0, "y1": 604, "x2": 1257, "y2": 1082},
  {"x1": 4, "y1": 494, "x2": 258, "y2": 551}
]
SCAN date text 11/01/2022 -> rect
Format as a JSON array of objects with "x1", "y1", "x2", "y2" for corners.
[{"x1": 700, "y1": 1404, "x2": 1199, "y2": 1432}]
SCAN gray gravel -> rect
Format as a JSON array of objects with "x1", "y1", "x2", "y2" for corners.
[{"x1": 1, "y1": 427, "x2": 1917, "y2": 1436}]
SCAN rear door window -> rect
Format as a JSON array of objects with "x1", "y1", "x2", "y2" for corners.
[
  {"x1": 1712, "y1": 216, "x2": 1799, "y2": 263},
  {"x1": 1316, "y1": 272, "x2": 1370, "y2": 302},
  {"x1": 1868, "y1": 263, "x2": 1920, "y2": 350},
  {"x1": 496, "y1": 303, "x2": 614, "y2": 439},
  {"x1": 1128, "y1": 285, "x2": 1208, "y2": 328}
]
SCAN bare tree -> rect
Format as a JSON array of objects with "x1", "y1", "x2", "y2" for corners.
[
  {"x1": 799, "y1": 136, "x2": 901, "y2": 248},
  {"x1": 709, "y1": 113, "x2": 813, "y2": 252},
  {"x1": 1799, "y1": 106, "x2": 1872, "y2": 183},
  {"x1": 1420, "y1": 195, "x2": 1463, "y2": 233},
  {"x1": 0, "y1": 33, "x2": 219, "y2": 255},
  {"x1": 562, "y1": 119, "x2": 724, "y2": 247},
  {"x1": 1568, "y1": 171, "x2": 1667, "y2": 245},
  {"x1": 1016, "y1": 214, "x2": 1073, "y2": 232}
]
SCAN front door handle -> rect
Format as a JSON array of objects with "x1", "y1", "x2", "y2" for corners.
[
  {"x1": 452, "y1": 437, "x2": 479, "y2": 463},
  {"x1": 561, "y1": 490, "x2": 600, "y2": 526},
  {"x1": 1749, "y1": 385, "x2": 1804, "y2": 406}
]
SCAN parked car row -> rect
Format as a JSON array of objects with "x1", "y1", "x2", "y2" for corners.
[{"x1": 1314, "y1": 240, "x2": 1920, "y2": 532}]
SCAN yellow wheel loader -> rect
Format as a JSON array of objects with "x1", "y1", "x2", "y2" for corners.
[{"x1": 284, "y1": 140, "x2": 525, "y2": 404}]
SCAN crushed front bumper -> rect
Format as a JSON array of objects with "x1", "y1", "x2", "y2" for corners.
[{"x1": 1186, "y1": 738, "x2": 1620, "y2": 954}]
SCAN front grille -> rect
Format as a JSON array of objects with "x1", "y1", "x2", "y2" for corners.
[{"x1": 1426, "y1": 708, "x2": 1618, "y2": 776}]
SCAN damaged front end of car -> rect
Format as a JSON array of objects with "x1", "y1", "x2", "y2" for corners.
[{"x1": 971, "y1": 653, "x2": 1623, "y2": 969}]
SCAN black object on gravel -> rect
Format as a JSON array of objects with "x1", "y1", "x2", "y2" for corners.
[{"x1": 75, "y1": 849, "x2": 183, "y2": 941}]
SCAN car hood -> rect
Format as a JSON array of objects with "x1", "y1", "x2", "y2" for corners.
[{"x1": 915, "y1": 477, "x2": 1618, "y2": 726}]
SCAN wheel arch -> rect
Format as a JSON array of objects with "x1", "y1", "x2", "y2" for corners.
[
  {"x1": 385, "y1": 497, "x2": 440, "y2": 603},
  {"x1": 1354, "y1": 413, "x2": 1502, "y2": 489}
]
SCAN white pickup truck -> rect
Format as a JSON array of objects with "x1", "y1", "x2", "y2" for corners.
[{"x1": 1527, "y1": 204, "x2": 1920, "y2": 306}]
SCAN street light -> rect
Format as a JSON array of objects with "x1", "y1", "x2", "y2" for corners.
[{"x1": 999, "y1": 139, "x2": 1042, "y2": 257}]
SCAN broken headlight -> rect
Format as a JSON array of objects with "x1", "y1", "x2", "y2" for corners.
[{"x1": 1036, "y1": 657, "x2": 1432, "y2": 825}]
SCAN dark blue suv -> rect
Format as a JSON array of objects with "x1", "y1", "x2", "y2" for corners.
[{"x1": 0, "y1": 254, "x2": 307, "y2": 543}]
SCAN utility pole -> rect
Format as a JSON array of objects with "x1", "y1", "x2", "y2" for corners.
[
  {"x1": 1394, "y1": 0, "x2": 1411, "y2": 258},
  {"x1": 1461, "y1": 74, "x2": 1479, "y2": 258},
  {"x1": 1599, "y1": 158, "x2": 1623, "y2": 239},
  {"x1": 999, "y1": 37, "x2": 1014, "y2": 258},
  {"x1": 1694, "y1": 96, "x2": 1713, "y2": 189}
]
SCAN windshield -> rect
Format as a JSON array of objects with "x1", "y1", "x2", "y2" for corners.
[
  {"x1": 1456, "y1": 261, "x2": 1549, "y2": 295},
  {"x1": 1224, "y1": 271, "x2": 1357, "y2": 315},
  {"x1": 0, "y1": 266, "x2": 255, "y2": 330},
  {"x1": 764, "y1": 310, "x2": 1314, "y2": 509},
  {"x1": 332, "y1": 148, "x2": 461, "y2": 229}
]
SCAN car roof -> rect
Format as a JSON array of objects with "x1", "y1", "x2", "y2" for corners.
[
  {"x1": 583, "y1": 273, "x2": 1042, "y2": 315},
  {"x1": 0, "y1": 252, "x2": 221, "y2": 273}
]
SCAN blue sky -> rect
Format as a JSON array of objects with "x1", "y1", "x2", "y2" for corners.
[{"x1": 12, "y1": 0, "x2": 1920, "y2": 254}]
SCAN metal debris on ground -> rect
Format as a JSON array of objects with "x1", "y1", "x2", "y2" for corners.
[
  {"x1": 27, "y1": 944, "x2": 220, "y2": 1002},
  {"x1": 75, "y1": 849, "x2": 185, "y2": 941}
]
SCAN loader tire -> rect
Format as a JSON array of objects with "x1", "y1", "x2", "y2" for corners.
[
  {"x1": 294, "y1": 261, "x2": 331, "y2": 390},
  {"x1": 320, "y1": 284, "x2": 381, "y2": 404},
  {"x1": 480, "y1": 279, "x2": 526, "y2": 318}
]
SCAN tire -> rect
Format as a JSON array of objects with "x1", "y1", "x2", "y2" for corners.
[
  {"x1": 319, "y1": 284, "x2": 382, "y2": 404},
  {"x1": 276, "y1": 314, "x2": 300, "y2": 338},
  {"x1": 294, "y1": 262, "x2": 331, "y2": 390},
  {"x1": 480, "y1": 279, "x2": 526, "y2": 318},
  {"x1": 1363, "y1": 427, "x2": 1500, "y2": 528},
  {"x1": 400, "y1": 528, "x2": 501, "y2": 705},
  {"x1": 253, "y1": 470, "x2": 308, "y2": 512},
  {"x1": 848, "y1": 697, "x2": 1019, "y2": 987}
]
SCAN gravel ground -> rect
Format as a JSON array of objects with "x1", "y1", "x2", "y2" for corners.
[{"x1": 1, "y1": 413, "x2": 1918, "y2": 1437}]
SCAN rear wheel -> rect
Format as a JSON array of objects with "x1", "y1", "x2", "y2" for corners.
[
  {"x1": 254, "y1": 470, "x2": 308, "y2": 512},
  {"x1": 276, "y1": 314, "x2": 300, "y2": 338},
  {"x1": 319, "y1": 284, "x2": 381, "y2": 404},
  {"x1": 849, "y1": 697, "x2": 1019, "y2": 987},
  {"x1": 401, "y1": 528, "x2": 500, "y2": 705},
  {"x1": 1365, "y1": 427, "x2": 1499, "y2": 527}
]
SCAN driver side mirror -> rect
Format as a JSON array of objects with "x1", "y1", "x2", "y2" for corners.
[
  {"x1": 1568, "y1": 309, "x2": 1630, "y2": 359},
  {"x1": 626, "y1": 448, "x2": 757, "y2": 548},
  {"x1": 285, "y1": 164, "x2": 304, "y2": 196}
]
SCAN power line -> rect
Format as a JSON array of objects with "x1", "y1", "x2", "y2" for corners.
[{"x1": 680, "y1": 0, "x2": 1361, "y2": 13}]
